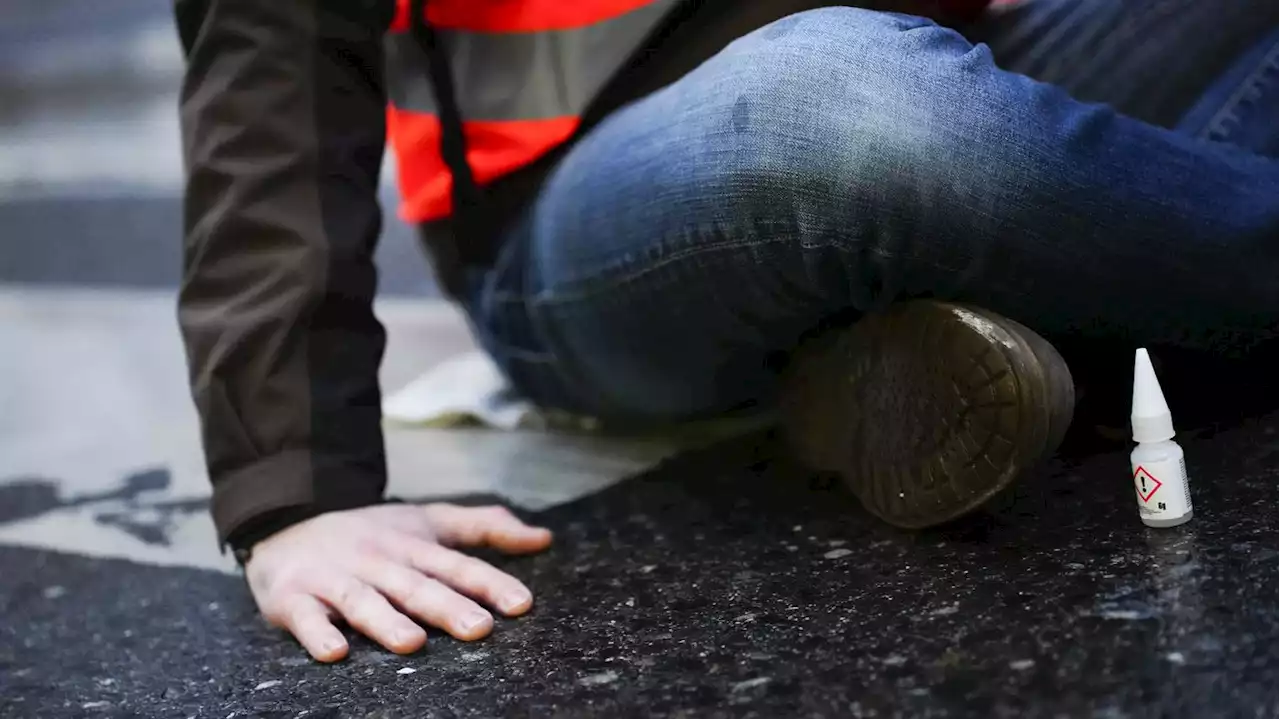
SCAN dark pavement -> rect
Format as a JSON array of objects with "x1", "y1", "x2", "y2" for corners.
[{"x1": 2, "y1": 418, "x2": 1277, "y2": 718}]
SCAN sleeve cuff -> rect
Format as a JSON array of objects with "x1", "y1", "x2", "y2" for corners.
[{"x1": 211, "y1": 449, "x2": 386, "y2": 545}]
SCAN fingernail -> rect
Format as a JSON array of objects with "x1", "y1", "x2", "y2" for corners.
[
  {"x1": 323, "y1": 639, "x2": 345, "y2": 655},
  {"x1": 499, "y1": 591, "x2": 531, "y2": 613},
  {"x1": 396, "y1": 628, "x2": 421, "y2": 646},
  {"x1": 460, "y1": 611, "x2": 491, "y2": 632}
]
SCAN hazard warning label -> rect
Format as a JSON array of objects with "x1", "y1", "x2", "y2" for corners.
[{"x1": 1133, "y1": 466, "x2": 1162, "y2": 503}]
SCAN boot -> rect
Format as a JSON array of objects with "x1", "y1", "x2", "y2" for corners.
[{"x1": 780, "y1": 300, "x2": 1075, "y2": 529}]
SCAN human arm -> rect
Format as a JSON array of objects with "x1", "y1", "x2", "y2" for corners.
[
  {"x1": 175, "y1": 0, "x2": 392, "y2": 552},
  {"x1": 174, "y1": 0, "x2": 552, "y2": 660}
]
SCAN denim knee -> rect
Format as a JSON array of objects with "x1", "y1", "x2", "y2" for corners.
[
  {"x1": 702, "y1": 11, "x2": 997, "y2": 197},
  {"x1": 718, "y1": 7, "x2": 982, "y2": 126}
]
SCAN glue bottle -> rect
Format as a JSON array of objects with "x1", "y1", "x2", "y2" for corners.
[{"x1": 1130, "y1": 348, "x2": 1192, "y2": 528}]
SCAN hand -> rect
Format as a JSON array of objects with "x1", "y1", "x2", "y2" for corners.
[{"x1": 244, "y1": 503, "x2": 552, "y2": 662}]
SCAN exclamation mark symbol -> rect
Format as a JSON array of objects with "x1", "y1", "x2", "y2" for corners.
[{"x1": 1141, "y1": 475, "x2": 1146, "y2": 492}]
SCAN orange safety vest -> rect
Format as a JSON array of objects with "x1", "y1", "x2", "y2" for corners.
[{"x1": 385, "y1": 0, "x2": 677, "y2": 224}]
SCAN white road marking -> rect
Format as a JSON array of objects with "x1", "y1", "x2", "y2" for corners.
[{"x1": 0, "y1": 286, "x2": 666, "y2": 571}]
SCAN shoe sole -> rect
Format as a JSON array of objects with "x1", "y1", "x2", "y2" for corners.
[{"x1": 780, "y1": 301, "x2": 1075, "y2": 529}]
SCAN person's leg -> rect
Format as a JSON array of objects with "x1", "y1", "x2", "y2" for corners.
[
  {"x1": 469, "y1": 7, "x2": 1276, "y2": 422},
  {"x1": 1174, "y1": 30, "x2": 1279, "y2": 156},
  {"x1": 968, "y1": 0, "x2": 1277, "y2": 136},
  {"x1": 961, "y1": 2, "x2": 1279, "y2": 434}
]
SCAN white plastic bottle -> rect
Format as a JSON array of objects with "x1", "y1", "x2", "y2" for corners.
[{"x1": 1130, "y1": 348, "x2": 1192, "y2": 528}]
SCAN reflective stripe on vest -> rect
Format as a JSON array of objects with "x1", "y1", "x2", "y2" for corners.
[{"x1": 386, "y1": 0, "x2": 676, "y2": 222}]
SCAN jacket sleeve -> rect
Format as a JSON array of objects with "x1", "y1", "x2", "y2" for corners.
[{"x1": 175, "y1": 0, "x2": 397, "y2": 547}]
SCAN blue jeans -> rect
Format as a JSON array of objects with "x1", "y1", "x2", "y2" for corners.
[{"x1": 464, "y1": 5, "x2": 1279, "y2": 421}]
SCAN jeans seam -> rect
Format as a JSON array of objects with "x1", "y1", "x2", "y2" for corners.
[
  {"x1": 473, "y1": 243, "x2": 557, "y2": 365},
  {"x1": 529, "y1": 229, "x2": 793, "y2": 307},
  {"x1": 1197, "y1": 38, "x2": 1279, "y2": 143}
]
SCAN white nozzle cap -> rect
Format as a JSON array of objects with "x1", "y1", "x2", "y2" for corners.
[{"x1": 1132, "y1": 348, "x2": 1175, "y2": 443}]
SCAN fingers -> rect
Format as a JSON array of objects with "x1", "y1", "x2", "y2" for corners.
[
  {"x1": 313, "y1": 575, "x2": 426, "y2": 655},
  {"x1": 400, "y1": 539, "x2": 536, "y2": 616},
  {"x1": 422, "y1": 504, "x2": 553, "y2": 554},
  {"x1": 246, "y1": 504, "x2": 548, "y2": 663},
  {"x1": 357, "y1": 558, "x2": 495, "y2": 641},
  {"x1": 269, "y1": 594, "x2": 349, "y2": 663}
]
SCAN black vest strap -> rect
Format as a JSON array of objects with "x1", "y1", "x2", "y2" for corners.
[{"x1": 409, "y1": 0, "x2": 486, "y2": 297}]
